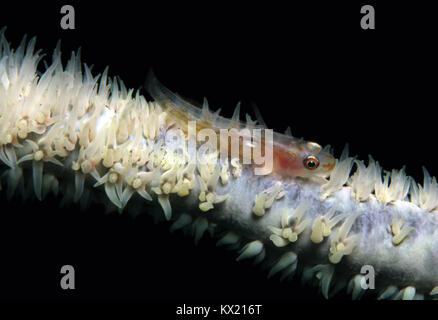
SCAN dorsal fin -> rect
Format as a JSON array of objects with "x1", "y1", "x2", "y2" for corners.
[
  {"x1": 146, "y1": 71, "x2": 203, "y2": 125},
  {"x1": 251, "y1": 102, "x2": 267, "y2": 128},
  {"x1": 284, "y1": 126, "x2": 292, "y2": 136},
  {"x1": 146, "y1": 71, "x2": 265, "y2": 133}
]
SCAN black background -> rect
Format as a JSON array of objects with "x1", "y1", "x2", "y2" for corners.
[{"x1": 0, "y1": 0, "x2": 436, "y2": 316}]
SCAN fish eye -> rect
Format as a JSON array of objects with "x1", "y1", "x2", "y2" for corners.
[{"x1": 303, "y1": 155, "x2": 319, "y2": 170}]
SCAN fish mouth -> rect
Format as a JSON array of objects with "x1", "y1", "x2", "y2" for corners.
[{"x1": 321, "y1": 154, "x2": 336, "y2": 172}]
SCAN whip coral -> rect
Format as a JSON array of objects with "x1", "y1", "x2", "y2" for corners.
[{"x1": 1, "y1": 27, "x2": 438, "y2": 301}]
